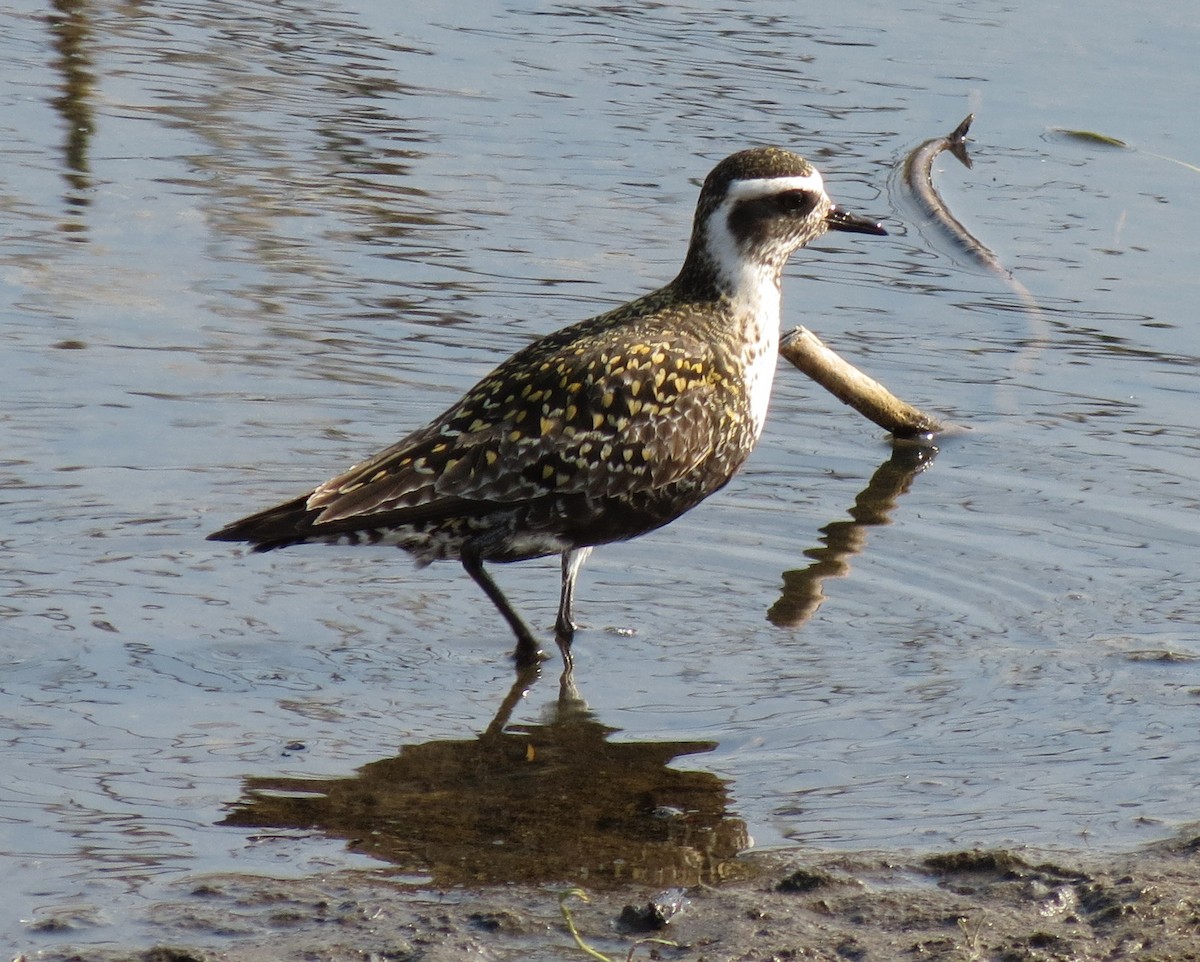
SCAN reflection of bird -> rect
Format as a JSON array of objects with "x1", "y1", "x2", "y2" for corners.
[
  {"x1": 221, "y1": 670, "x2": 751, "y2": 888},
  {"x1": 208, "y1": 148, "x2": 886, "y2": 666}
]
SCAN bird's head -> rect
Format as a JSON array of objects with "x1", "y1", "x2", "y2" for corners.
[{"x1": 681, "y1": 147, "x2": 886, "y2": 300}]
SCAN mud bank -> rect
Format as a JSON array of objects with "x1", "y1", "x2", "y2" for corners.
[{"x1": 23, "y1": 833, "x2": 1200, "y2": 962}]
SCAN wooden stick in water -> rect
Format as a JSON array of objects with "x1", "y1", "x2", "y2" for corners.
[{"x1": 779, "y1": 326, "x2": 943, "y2": 438}]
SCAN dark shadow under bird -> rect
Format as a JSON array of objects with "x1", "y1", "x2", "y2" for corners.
[{"x1": 208, "y1": 147, "x2": 886, "y2": 668}]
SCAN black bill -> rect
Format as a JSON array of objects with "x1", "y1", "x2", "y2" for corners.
[{"x1": 826, "y1": 205, "x2": 888, "y2": 235}]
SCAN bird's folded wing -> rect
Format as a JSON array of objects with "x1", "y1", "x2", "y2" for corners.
[{"x1": 306, "y1": 335, "x2": 729, "y2": 525}]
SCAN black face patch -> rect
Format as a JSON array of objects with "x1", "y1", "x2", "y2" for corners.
[
  {"x1": 725, "y1": 190, "x2": 820, "y2": 247},
  {"x1": 774, "y1": 190, "x2": 821, "y2": 217}
]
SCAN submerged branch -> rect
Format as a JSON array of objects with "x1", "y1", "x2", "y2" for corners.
[{"x1": 779, "y1": 326, "x2": 943, "y2": 438}]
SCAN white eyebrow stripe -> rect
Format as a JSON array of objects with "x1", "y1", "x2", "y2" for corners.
[{"x1": 725, "y1": 170, "x2": 825, "y2": 201}]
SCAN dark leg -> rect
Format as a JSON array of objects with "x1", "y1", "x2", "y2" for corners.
[
  {"x1": 461, "y1": 546, "x2": 544, "y2": 668},
  {"x1": 554, "y1": 547, "x2": 592, "y2": 668}
]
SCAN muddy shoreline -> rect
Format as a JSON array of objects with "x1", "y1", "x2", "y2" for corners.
[{"x1": 26, "y1": 834, "x2": 1200, "y2": 962}]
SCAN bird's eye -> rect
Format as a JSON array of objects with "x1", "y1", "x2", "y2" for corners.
[{"x1": 777, "y1": 190, "x2": 817, "y2": 215}]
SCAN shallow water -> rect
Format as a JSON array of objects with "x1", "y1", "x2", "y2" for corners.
[{"x1": 4, "y1": 0, "x2": 1200, "y2": 952}]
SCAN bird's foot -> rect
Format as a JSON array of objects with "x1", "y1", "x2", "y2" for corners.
[
  {"x1": 511, "y1": 633, "x2": 549, "y2": 670},
  {"x1": 554, "y1": 614, "x2": 576, "y2": 637},
  {"x1": 553, "y1": 621, "x2": 576, "y2": 673}
]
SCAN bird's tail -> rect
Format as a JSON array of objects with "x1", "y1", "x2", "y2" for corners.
[{"x1": 207, "y1": 493, "x2": 319, "y2": 552}]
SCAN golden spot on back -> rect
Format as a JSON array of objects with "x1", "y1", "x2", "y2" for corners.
[
  {"x1": 629, "y1": 380, "x2": 641, "y2": 397},
  {"x1": 485, "y1": 450, "x2": 498, "y2": 465},
  {"x1": 591, "y1": 412, "x2": 605, "y2": 430},
  {"x1": 508, "y1": 429, "x2": 523, "y2": 443},
  {"x1": 564, "y1": 404, "x2": 577, "y2": 422},
  {"x1": 542, "y1": 464, "x2": 555, "y2": 480},
  {"x1": 651, "y1": 351, "x2": 665, "y2": 365},
  {"x1": 602, "y1": 390, "x2": 614, "y2": 408},
  {"x1": 628, "y1": 399, "x2": 643, "y2": 417},
  {"x1": 540, "y1": 416, "x2": 556, "y2": 435},
  {"x1": 674, "y1": 376, "x2": 688, "y2": 392}
]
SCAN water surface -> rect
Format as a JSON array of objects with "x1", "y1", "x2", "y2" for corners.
[{"x1": 3, "y1": 0, "x2": 1199, "y2": 952}]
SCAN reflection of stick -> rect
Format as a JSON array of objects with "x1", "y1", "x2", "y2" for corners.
[
  {"x1": 779, "y1": 327, "x2": 943, "y2": 437},
  {"x1": 768, "y1": 443, "x2": 935, "y2": 628}
]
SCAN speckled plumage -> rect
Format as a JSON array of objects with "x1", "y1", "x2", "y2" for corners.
[{"x1": 209, "y1": 147, "x2": 886, "y2": 667}]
